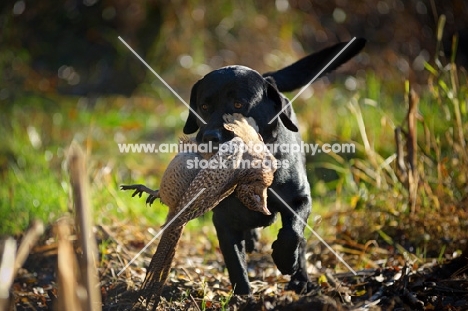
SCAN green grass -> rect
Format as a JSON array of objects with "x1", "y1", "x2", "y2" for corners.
[
  {"x1": 1, "y1": 60, "x2": 466, "y2": 247},
  {"x1": 0, "y1": 94, "x2": 187, "y2": 234},
  {"x1": 1, "y1": 104, "x2": 67, "y2": 234},
  {"x1": 1, "y1": 8, "x2": 467, "y2": 262}
]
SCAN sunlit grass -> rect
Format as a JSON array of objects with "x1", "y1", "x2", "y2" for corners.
[
  {"x1": 6, "y1": 0, "x2": 461, "y2": 250},
  {"x1": 1, "y1": 59, "x2": 466, "y2": 260},
  {"x1": 0, "y1": 93, "x2": 189, "y2": 234}
]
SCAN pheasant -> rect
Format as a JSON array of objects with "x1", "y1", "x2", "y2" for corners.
[{"x1": 121, "y1": 113, "x2": 277, "y2": 309}]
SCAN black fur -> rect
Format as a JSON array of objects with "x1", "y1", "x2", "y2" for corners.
[{"x1": 183, "y1": 38, "x2": 366, "y2": 295}]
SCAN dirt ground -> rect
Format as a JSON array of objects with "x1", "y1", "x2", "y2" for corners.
[{"x1": 9, "y1": 216, "x2": 468, "y2": 311}]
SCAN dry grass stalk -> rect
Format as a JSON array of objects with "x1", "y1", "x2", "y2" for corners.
[
  {"x1": 56, "y1": 219, "x2": 81, "y2": 311},
  {"x1": 407, "y1": 89, "x2": 420, "y2": 214},
  {"x1": 393, "y1": 87, "x2": 421, "y2": 213},
  {"x1": 346, "y1": 99, "x2": 380, "y2": 188},
  {"x1": 347, "y1": 98, "x2": 398, "y2": 189},
  {"x1": 0, "y1": 221, "x2": 44, "y2": 311},
  {"x1": 68, "y1": 142, "x2": 102, "y2": 311},
  {"x1": 0, "y1": 238, "x2": 16, "y2": 311},
  {"x1": 394, "y1": 127, "x2": 408, "y2": 185},
  {"x1": 14, "y1": 220, "x2": 44, "y2": 276}
]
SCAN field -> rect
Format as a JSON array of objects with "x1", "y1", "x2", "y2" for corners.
[{"x1": 1, "y1": 2, "x2": 467, "y2": 310}]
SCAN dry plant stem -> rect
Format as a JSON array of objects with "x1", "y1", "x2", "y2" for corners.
[
  {"x1": 189, "y1": 294, "x2": 202, "y2": 311},
  {"x1": 68, "y1": 142, "x2": 102, "y2": 311},
  {"x1": 0, "y1": 238, "x2": 16, "y2": 310},
  {"x1": 57, "y1": 219, "x2": 82, "y2": 311},
  {"x1": 435, "y1": 15, "x2": 446, "y2": 66},
  {"x1": 14, "y1": 220, "x2": 44, "y2": 275},
  {"x1": 347, "y1": 98, "x2": 383, "y2": 188},
  {"x1": 395, "y1": 127, "x2": 408, "y2": 185},
  {"x1": 99, "y1": 225, "x2": 133, "y2": 259},
  {"x1": 449, "y1": 62, "x2": 467, "y2": 157},
  {"x1": 407, "y1": 89, "x2": 419, "y2": 214},
  {"x1": 0, "y1": 221, "x2": 44, "y2": 310}
]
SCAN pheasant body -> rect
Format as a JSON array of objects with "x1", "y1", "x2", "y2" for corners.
[{"x1": 122, "y1": 113, "x2": 277, "y2": 309}]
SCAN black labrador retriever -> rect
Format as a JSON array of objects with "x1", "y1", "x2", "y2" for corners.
[{"x1": 183, "y1": 38, "x2": 366, "y2": 295}]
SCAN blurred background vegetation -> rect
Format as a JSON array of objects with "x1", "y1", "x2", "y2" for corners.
[{"x1": 1, "y1": 0, "x2": 467, "y2": 259}]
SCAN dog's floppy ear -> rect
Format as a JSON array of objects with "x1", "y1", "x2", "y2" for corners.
[
  {"x1": 265, "y1": 77, "x2": 298, "y2": 132},
  {"x1": 183, "y1": 80, "x2": 200, "y2": 134}
]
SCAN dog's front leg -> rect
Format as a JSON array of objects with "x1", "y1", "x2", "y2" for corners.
[
  {"x1": 212, "y1": 203, "x2": 251, "y2": 295},
  {"x1": 271, "y1": 194, "x2": 315, "y2": 294}
]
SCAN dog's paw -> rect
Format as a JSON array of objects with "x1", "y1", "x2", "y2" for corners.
[{"x1": 271, "y1": 228, "x2": 301, "y2": 274}]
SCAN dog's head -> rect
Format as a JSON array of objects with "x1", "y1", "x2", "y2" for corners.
[
  {"x1": 183, "y1": 65, "x2": 298, "y2": 144},
  {"x1": 182, "y1": 39, "x2": 367, "y2": 145}
]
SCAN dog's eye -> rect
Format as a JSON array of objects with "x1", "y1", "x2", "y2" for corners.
[
  {"x1": 201, "y1": 104, "x2": 209, "y2": 111},
  {"x1": 234, "y1": 102, "x2": 243, "y2": 109}
]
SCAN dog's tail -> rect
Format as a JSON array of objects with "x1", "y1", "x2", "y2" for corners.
[{"x1": 263, "y1": 38, "x2": 366, "y2": 93}]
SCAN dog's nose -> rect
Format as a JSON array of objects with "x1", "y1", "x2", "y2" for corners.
[{"x1": 202, "y1": 129, "x2": 222, "y2": 143}]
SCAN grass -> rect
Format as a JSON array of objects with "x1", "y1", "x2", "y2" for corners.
[
  {"x1": 1, "y1": 104, "x2": 67, "y2": 234},
  {"x1": 2, "y1": 48, "x2": 468, "y2": 311},
  {"x1": 2, "y1": 4, "x2": 467, "y2": 310},
  {"x1": 2, "y1": 59, "x2": 466, "y2": 254},
  {"x1": 1, "y1": 6, "x2": 466, "y2": 273},
  {"x1": 0, "y1": 94, "x2": 184, "y2": 235}
]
